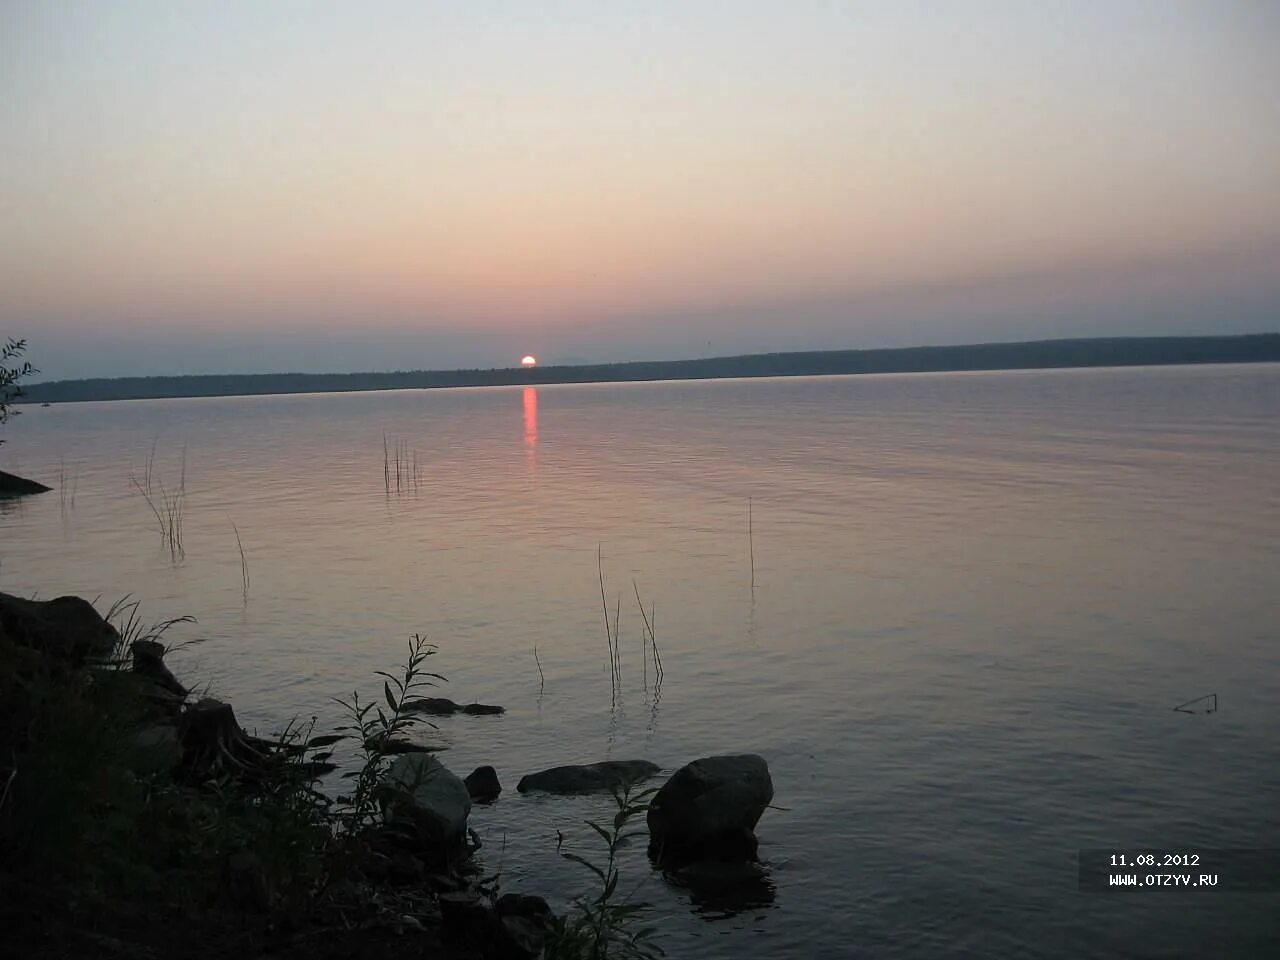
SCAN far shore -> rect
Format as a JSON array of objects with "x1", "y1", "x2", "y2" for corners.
[{"x1": 18, "y1": 332, "x2": 1280, "y2": 405}]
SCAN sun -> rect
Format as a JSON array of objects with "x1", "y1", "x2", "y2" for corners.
[{"x1": 521, "y1": 355, "x2": 538, "y2": 367}]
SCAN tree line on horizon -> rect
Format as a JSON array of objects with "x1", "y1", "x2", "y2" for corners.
[{"x1": 17, "y1": 333, "x2": 1280, "y2": 405}]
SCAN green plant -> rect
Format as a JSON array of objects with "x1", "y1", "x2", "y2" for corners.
[
  {"x1": 0, "y1": 337, "x2": 36, "y2": 444},
  {"x1": 546, "y1": 783, "x2": 664, "y2": 960},
  {"x1": 331, "y1": 633, "x2": 444, "y2": 833}
]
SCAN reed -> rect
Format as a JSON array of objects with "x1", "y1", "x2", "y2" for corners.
[
  {"x1": 382, "y1": 433, "x2": 423, "y2": 495},
  {"x1": 597, "y1": 544, "x2": 615, "y2": 696},
  {"x1": 231, "y1": 520, "x2": 250, "y2": 602},
  {"x1": 749, "y1": 496, "x2": 755, "y2": 590},
  {"x1": 129, "y1": 440, "x2": 187, "y2": 557},
  {"x1": 633, "y1": 580, "x2": 663, "y2": 689}
]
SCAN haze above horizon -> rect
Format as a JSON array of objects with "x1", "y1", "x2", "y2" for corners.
[{"x1": 4, "y1": 1, "x2": 1279, "y2": 380}]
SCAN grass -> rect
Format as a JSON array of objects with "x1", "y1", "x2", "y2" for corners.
[{"x1": 129, "y1": 439, "x2": 187, "y2": 557}]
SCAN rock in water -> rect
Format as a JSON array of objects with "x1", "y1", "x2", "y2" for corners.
[
  {"x1": 647, "y1": 754, "x2": 773, "y2": 862},
  {"x1": 0, "y1": 592, "x2": 119, "y2": 663},
  {"x1": 0, "y1": 469, "x2": 51, "y2": 496},
  {"x1": 381, "y1": 754, "x2": 472, "y2": 852},
  {"x1": 464, "y1": 765, "x2": 502, "y2": 802},
  {"x1": 402, "y1": 696, "x2": 505, "y2": 716},
  {"x1": 516, "y1": 760, "x2": 660, "y2": 794}
]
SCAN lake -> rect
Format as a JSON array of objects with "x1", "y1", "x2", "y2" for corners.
[{"x1": 3, "y1": 363, "x2": 1278, "y2": 958}]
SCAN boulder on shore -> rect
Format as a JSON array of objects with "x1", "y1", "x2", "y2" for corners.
[
  {"x1": 131, "y1": 639, "x2": 188, "y2": 697},
  {"x1": 402, "y1": 696, "x2": 505, "y2": 716},
  {"x1": 0, "y1": 469, "x2": 51, "y2": 497},
  {"x1": 0, "y1": 591, "x2": 119, "y2": 663},
  {"x1": 380, "y1": 754, "x2": 472, "y2": 853},
  {"x1": 516, "y1": 760, "x2": 660, "y2": 795},
  {"x1": 647, "y1": 754, "x2": 773, "y2": 863}
]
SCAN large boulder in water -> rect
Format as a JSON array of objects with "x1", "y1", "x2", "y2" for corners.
[
  {"x1": 517, "y1": 760, "x2": 660, "y2": 795},
  {"x1": 0, "y1": 592, "x2": 119, "y2": 663},
  {"x1": 464, "y1": 764, "x2": 502, "y2": 803},
  {"x1": 380, "y1": 754, "x2": 472, "y2": 852},
  {"x1": 647, "y1": 754, "x2": 773, "y2": 862}
]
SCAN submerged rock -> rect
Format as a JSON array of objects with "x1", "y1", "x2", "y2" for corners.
[
  {"x1": 464, "y1": 765, "x2": 502, "y2": 803},
  {"x1": 402, "y1": 696, "x2": 505, "y2": 716},
  {"x1": 364, "y1": 735, "x2": 447, "y2": 755},
  {"x1": 516, "y1": 760, "x2": 660, "y2": 795},
  {"x1": 381, "y1": 754, "x2": 472, "y2": 853},
  {"x1": 0, "y1": 592, "x2": 119, "y2": 663},
  {"x1": 647, "y1": 754, "x2": 773, "y2": 863}
]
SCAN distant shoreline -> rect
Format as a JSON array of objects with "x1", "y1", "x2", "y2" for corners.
[{"x1": 19, "y1": 333, "x2": 1280, "y2": 404}]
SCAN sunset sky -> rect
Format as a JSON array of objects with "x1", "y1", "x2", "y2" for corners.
[{"x1": 4, "y1": 1, "x2": 1279, "y2": 380}]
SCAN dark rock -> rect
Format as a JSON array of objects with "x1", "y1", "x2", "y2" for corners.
[
  {"x1": 403, "y1": 696, "x2": 505, "y2": 716},
  {"x1": 0, "y1": 469, "x2": 51, "y2": 496},
  {"x1": 497, "y1": 916, "x2": 546, "y2": 958},
  {"x1": 464, "y1": 765, "x2": 502, "y2": 803},
  {"x1": 225, "y1": 850, "x2": 271, "y2": 911},
  {"x1": 364, "y1": 735, "x2": 447, "y2": 755},
  {"x1": 438, "y1": 890, "x2": 491, "y2": 935},
  {"x1": 674, "y1": 859, "x2": 768, "y2": 889},
  {"x1": 517, "y1": 759, "x2": 660, "y2": 795},
  {"x1": 380, "y1": 754, "x2": 472, "y2": 853},
  {"x1": 403, "y1": 696, "x2": 462, "y2": 715},
  {"x1": 647, "y1": 754, "x2": 772, "y2": 863},
  {"x1": 0, "y1": 591, "x2": 119, "y2": 662},
  {"x1": 386, "y1": 850, "x2": 426, "y2": 884},
  {"x1": 131, "y1": 639, "x2": 187, "y2": 697},
  {"x1": 494, "y1": 893, "x2": 552, "y2": 922},
  {"x1": 129, "y1": 724, "x2": 181, "y2": 775}
]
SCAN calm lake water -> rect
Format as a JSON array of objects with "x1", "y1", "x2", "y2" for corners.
[{"x1": 3, "y1": 364, "x2": 1279, "y2": 958}]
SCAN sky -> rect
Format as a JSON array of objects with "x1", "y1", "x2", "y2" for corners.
[{"x1": 3, "y1": 1, "x2": 1279, "y2": 381}]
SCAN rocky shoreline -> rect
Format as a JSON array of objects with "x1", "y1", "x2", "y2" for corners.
[{"x1": 0, "y1": 590, "x2": 774, "y2": 959}]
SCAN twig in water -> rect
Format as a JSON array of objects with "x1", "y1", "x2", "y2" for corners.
[
  {"x1": 533, "y1": 642, "x2": 545, "y2": 694},
  {"x1": 749, "y1": 496, "x2": 755, "y2": 590},
  {"x1": 1173, "y1": 693, "x2": 1217, "y2": 714}
]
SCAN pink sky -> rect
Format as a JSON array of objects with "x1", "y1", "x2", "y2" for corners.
[{"x1": 3, "y1": 2, "x2": 1279, "y2": 379}]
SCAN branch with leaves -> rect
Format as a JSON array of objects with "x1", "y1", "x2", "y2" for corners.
[{"x1": 1, "y1": 338, "x2": 37, "y2": 444}]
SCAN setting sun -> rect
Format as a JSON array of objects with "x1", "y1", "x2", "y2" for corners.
[{"x1": 521, "y1": 355, "x2": 537, "y2": 367}]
